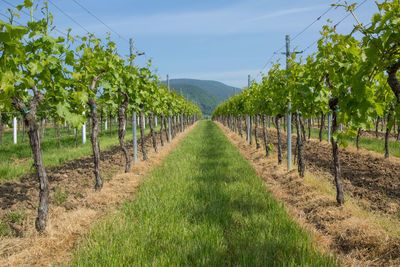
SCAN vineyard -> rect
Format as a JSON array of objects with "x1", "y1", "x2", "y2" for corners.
[
  {"x1": 211, "y1": 0, "x2": 400, "y2": 265},
  {"x1": 1, "y1": 0, "x2": 400, "y2": 266}
]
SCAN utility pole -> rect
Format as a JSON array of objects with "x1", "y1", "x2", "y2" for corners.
[
  {"x1": 167, "y1": 74, "x2": 172, "y2": 141},
  {"x1": 130, "y1": 38, "x2": 137, "y2": 164},
  {"x1": 282, "y1": 35, "x2": 302, "y2": 171},
  {"x1": 247, "y1": 74, "x2": 251, "y2": 143}
]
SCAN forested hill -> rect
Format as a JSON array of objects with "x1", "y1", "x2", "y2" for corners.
[{"x1": 163, "y1": 79, "x2": 241, "y2": 116}]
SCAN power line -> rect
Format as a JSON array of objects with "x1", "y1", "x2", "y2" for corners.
[
  {"x1": 256, "y1": 52, "x2": 278, "y2": 80},
  {"x1": 301, "y1": 0, "x2": 368, "y2": 53},
  {"x1": 257, "y1": 0, "x2": 340, "y2": 77},
  {"x1": 69, "y1": 0, "x2": 149, "y2": 59},
  {"x1": 302, "y1": 39, "x2": 319, "y2": 53},
  {"x1": 71, "y1": 0, "x2": 126, "y2": 41},
  {"x1": 47, "y1": 0, "x2": 91, "y2": 35},
  {"x1": 2, "y1": 0, "x2": 151, "y2": 68},
  {"x1": 334, "y1": 0, "x2": 368, "y2": 28},
  {"x1": 292, "y1": 1, "x2": 339, "y2": 42}
]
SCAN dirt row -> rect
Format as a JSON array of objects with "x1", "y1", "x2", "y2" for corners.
[
  {"x1": 218, "y1": 122, "x2": 400, "y2": 266},
  {"x1": 362, "y1": 129, "x2": 399, "y2": 141},
  {"x1": 240, "y1": 123, "x2": 400, "y2": 217},
  {"x1": 282, "y1": 122, "x2": 399, "y2": 141},
  {"x1": 0, "y1": 124, "x2": 196, "y2": 266}
]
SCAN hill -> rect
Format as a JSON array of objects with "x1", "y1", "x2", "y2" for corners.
[
  {"x1": 163, "y1": 79, "x2": 241, "y2": 116},
  {"x1": 168, "y1": 83, "x2": 223, "y2": 116}
]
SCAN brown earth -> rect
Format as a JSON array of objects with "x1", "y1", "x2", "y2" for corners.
[
  {"x1": 0, "y1": 123, "x2": 197, "y2": 266},
  {"x1": 245, "y1": 123, "x2": 400, "y2": 217},
  {"x1": 362, "y1": 129, "x2": 399, "y2": 141},
  {"x1": 217, "y1": 122, "x2": 400, "y2": 266}
]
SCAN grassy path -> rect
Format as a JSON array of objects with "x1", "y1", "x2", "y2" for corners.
[{"x1": 71, "y1": 121, "x2": 336, "y2": 266}]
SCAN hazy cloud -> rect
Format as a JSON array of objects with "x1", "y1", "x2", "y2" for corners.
[{"x1": 84, "y1": 3, "x2": 326, "y2": 36}]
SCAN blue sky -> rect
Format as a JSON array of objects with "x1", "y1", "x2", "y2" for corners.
[{"x1": 1, "y1": 0, "x2": 379, "y2": 88}]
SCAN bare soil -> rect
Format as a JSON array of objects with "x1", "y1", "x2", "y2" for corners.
[
  {"x1": 245, "y1": 123, "x2": 400, "y2": 217},
  {"x1": 219, "y1": 122, "x2": 400, "y2": 266},
  {"x1": 361, "y1": 129, "x2": 399, "y2": 141},
  {"x1": 0, "y1": 124, "x2": 197, "y2": 266}
]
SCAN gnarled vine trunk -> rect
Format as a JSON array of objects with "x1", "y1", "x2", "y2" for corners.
[
  {"x1": 329, "y1": 97, "x2": 344, "y2": 205},
  {"x1": 174, "y1": 116, "x2": 177, "y2": 137},
  {"x1": 149, "y1": 110, "x2": 157, "y2": 152},
  {"x1": 384, "y1": 108, "x2": 395, "y2": 158},
  {"x1": 295, "y1": 112, "x2": 306, "y2": 177},
  {"x1": 12, "y1": 87, "x2": 49, "y2": 232},
  {"x1": 160, "y1": 113, "x2": 164, "y2": 146},
  {"x1": 238, "y1": 116, "x2": 242, "y2": 137},
  {"x1": 139, "y1": 109, "x2": 147, "y2": 160},
  {"x1": 262, "y1": 114, "x2": 269, "y2": 157},
  {"x1": 397, "y1": 124, "x2": 400, "y2": 141},
  {"x1": 375, "y1": 116, "x2": 380, "y2": 138},
  {"x1": 88, "y1": 74, "x2": 103, "y2": 191},
  {"x1": 319, "y1": 112, "x2": 325, "y2": 142},
  {"x1": 386, "y1": 62, "x2": 400, "y2": 155},
  {"x1": 164, "y1": 115, "x2": 169, "y2": 142},
  {"x1": 356, "y1": 127, "x2": 362, "y2": 150},
  {"x1": 245, "y1": 116, "x2": 248, "y2": 141},
  {"x1": 88, "y1": 97, "x2": 102, "y2": 190},
  {"x1": 118, "y1": 90, "x2": 130, "y2": 173},
  {"x1": 249, "y1": 116, "x2": 253, "y2": 145},
  {"x1": 255, "y1": 115, "x2": 260, "y2": 149},
  {"x1": 275, "y1": 115, "x2": 282, "y2": 165}
]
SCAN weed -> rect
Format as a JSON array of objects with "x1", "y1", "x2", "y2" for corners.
[
  {"x1": 0, "y1": 221, "x2": 12, "y2": 237},
  {"x1": 53, "y1": 187, "x2": 68, "y2": 206},
  {"x1": 7, "y1": 210, "x2": 26, "y2": 223},
  {"x1": 82, "y1": 179, "x2": 89, "y2": 188}
]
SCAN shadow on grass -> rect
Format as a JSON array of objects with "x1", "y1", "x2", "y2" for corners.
[{"x1": 180, "y1": 121, "x2": 335, "y2": 266}]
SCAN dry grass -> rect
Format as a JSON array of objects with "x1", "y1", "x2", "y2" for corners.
[
  {"x1": 0, "y1": 123, "x2": 198, "y2": 267},
  {"x1": 217, "y1": 122, "x2": 400, "y2": 267}
]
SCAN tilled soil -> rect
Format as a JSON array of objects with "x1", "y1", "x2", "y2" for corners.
[
  {"x1": 0, "y1": 124, "x2": 193, "y2": 266},
  {"x1": 218, "y1": 122, "x2": 400, "y2": 266},
  {"x1": 245, "y1": 124, "x2": 400, "y2": 217}
]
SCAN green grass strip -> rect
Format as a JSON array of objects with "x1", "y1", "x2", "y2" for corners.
[{"x1": 71, "y1": 121, "x2": 337, "y2": 266}]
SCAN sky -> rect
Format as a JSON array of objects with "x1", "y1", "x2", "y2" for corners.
[{"x1": 0, "y1": 0, "x2": 380, "y2": 88}]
